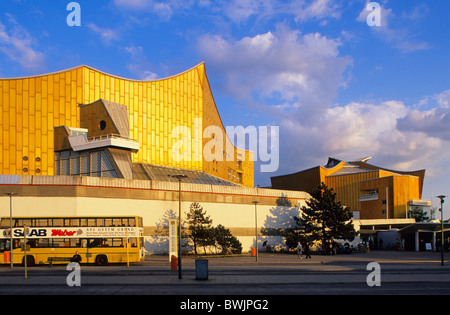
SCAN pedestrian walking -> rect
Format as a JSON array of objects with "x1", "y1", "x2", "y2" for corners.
[
  {"x1": 296, "y1": 242, "x2": 302, "y2": 259},
  {"x1": 304, "y1": 242, "x2": 311, "y2": 259}
]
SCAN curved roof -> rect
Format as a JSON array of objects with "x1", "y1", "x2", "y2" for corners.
[{"x1": 0, "y1": 62, "x2": 206, "y2": 82}]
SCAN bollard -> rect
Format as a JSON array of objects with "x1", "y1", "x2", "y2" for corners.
[
  {"x1": 170, "y1": 255, "x2": 177, "y2": 270},
  {"x1": 4, "y1": 251, "x2": 10, "y2": 263}
]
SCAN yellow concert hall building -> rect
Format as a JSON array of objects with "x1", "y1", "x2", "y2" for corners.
[{"x1": 0, "y1": 63, "x2": 254, "y2": 187}]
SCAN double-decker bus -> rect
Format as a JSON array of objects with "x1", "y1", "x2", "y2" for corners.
[{"x1": 0, "y1": 216, "x2": 145, "y2": 266}]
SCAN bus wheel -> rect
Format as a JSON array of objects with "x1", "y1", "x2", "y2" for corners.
[
  {"x1": 22, "y1": 256, "x2": 35, "y2": 267},
  {"x1": 95, "y1": 255, "x2": 108, "y2": 266}
]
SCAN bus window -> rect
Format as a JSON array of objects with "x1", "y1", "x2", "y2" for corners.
[
  {"x1": 13, "y1": 240, "x2": 20, "y2": 249},
  {"x1": 80, "y1": 239, "x2": 88, "y2": 248},
  {"x1": 38, "y1": 239, "x2": 49, "y2": 248},
  {"x1": 52, "y1": 239, "x2": 65, "y2": 247},
  {"x1": 53, "y1": 218, "x2": 63, "y2": 227},
  {"x1": 0, "y1": 218, "x2": 11, "y2": 228},
  {"x1": 88, "y1": 238, "x2": 102, "y2": 247},
  {"x1": 27, "y1": 239, "x2": 39, "y2": 248},
  {"x1": 113, "y1": 239, "x2": 124, "y2": 247},
  {"x1": 36, "y1": 219, "x2": 47, "y2": 227},
  {"x1": 129, "y1": 238, "x2": 137, "y2": 247}
]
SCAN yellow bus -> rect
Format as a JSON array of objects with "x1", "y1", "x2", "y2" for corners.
[{"x1": 0, "y1": 216, "x2": 145, "y2": 266}]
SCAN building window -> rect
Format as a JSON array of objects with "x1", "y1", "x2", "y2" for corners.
[
  {"x1": 99, "y1": 120, "x2": 107, "y2": 130},
  {"x1": 55, "y1": 150, "x2": 118, "y2": 178}
]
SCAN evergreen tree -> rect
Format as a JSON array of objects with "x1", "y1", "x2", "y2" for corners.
[
  {"x1": 297, "y1": 183, "x2": 357, "y2": 246},
  {"x1": 185, "y1": 202, "x2": 213, "y2": 255},
  {"x1": 212, "y1": 224, "x2": 242, "y2": 254},
  {"x1": 408, "y1": 206, "x2": 431, "y2": 222}
]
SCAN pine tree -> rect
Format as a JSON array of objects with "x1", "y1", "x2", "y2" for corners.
[
  {"x1": 297, "y1": 183, "x2": 357, "y2": 246},
  {"x1": 212, "y1": 224, "x2": 242, "y2": 254},
  {"x1": 185, "y1": 202, "x2": 213, "y2": 255}
]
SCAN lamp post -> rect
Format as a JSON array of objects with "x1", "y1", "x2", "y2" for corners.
[
  {"x1": 437, "y1": 195, "x2": 446, "y2": 266},
  {"x1": 252, "y1": 200, "x2": 260, "y2": 262},
  {"x1": 169, "y1": 174, "x2": 188, "y2": 279},
  {"x1": 5, "y1": 192, "x2": 17, "y2": 269}
]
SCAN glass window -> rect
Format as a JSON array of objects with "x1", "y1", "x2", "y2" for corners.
[
  {"x1": 53, "y1": 219, "x2": 63, "y2": 227},
  {"x1": 36, "y1": 219, "x2": 47, "y2": 227},
  {"x1": 113, "y1": 218, "x2": 121, "y2": 226},
  {"x1": 0, "y1": 218, "x2": 11, "y2": 228},
  {"x1": 38, "y1": 239, "x2": 49, "y2": 248},
  {"x1": 52, "y1": 239, "x2": 65, "y2": 247},
  {"x1": 61, "y1": 159, "x2": 70, "y2": 175},
  {"x1": 96, "y1": 218, "x2": 104, "y2": 227},
  {"x1": 70, "y1": 219, "x2": 80, "y2": 227},
  {"x1": 88, "y1": 219, "x2": 96, "y2": 227},
  {"x1": 105, "y1": 218, "x2": 112, "y2": 227},
  {"x1": 113, "y1": 238, "x2": 124, "y2": 247},
  {"x1": 80, "y1": 219, "x2": 88, "y2": 227}
]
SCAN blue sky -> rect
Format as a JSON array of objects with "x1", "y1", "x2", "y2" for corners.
[{"x1": 1, "y1": 0, "x2": 450, "y2": 218}]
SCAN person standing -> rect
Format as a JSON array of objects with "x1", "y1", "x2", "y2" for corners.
[
  {"x1": 71, "y1": 251, "x2": 82, "y2": 263},
  {"x1": 297, "y1": 242, "x2": 303, "y2": 259}
]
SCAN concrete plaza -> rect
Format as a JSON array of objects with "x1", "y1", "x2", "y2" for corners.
[{"x1": 0, "y1": 251, "x2": 449, "y2": 295}]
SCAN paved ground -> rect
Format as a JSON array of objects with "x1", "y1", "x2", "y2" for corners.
[{"x1": 1, "y1": 251, "x2": 449, "y2": 299}]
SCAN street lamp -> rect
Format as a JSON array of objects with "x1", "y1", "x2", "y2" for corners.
[
  {"x1": 5, "y1": 192, "x2": 17, "y2": 269},
  {"x1": 252, "y1": 200, "x2": 260, "y2": 262},
  {"x1": 169, "y1": 174, "x2": 188, "y2": 279},
  {"x1": 437, "y1": 195, "x2": 446, "y2": 266}
]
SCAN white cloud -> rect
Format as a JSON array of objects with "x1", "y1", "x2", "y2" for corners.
[
  {"x1": 87, "y1": 23, "x2": 120, "y2": 45},
  {"x1": 124, "y1": 44, "x2": 160, "y2": 80},
  {"x1": 197, "y1": 23, "x2": 352, "y2": 121},
  {"x1": 113, "y1": 0, "x2": 189, "y2": 20},
  {"x1": 0, "y1": 18, "x2": 45, "y2": 72}
]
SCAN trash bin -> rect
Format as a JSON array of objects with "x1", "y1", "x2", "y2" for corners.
[{"x1": 195, "y1": 259, "x2": 208, "y2": 280}]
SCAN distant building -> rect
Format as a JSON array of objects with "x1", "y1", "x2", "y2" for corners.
[{"x1": 271, "y1": 157, "x2": 432, "y2": 220}]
